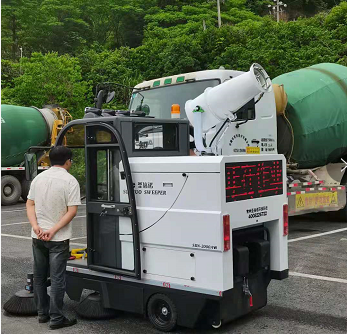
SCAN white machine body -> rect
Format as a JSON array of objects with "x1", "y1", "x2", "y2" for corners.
[
  {"x1": 119, "y1": 155, "x2": 288, "y2": 295},
  {"x1": 64, "y1": 64, "x2": 289, "y2": 331}
]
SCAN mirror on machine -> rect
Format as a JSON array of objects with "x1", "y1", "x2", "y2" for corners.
[
  {"x1": 24, "y1": 153, "x2": 38, "y2": 181},
  {"x1": 106, "y1": 91, "x2": 116, "y2": 104}
]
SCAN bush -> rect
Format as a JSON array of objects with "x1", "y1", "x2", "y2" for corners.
[{"x1": 4, "y1": 52, "x2": 89, "y2": 118}]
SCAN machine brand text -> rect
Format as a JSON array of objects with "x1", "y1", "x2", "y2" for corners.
[{"x1": 123, "y1": 181, "x2": 167, "y2": 196}]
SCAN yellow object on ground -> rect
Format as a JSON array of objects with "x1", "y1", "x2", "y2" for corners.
[{"x1": 71, "y1": 248, "x2": 87, "y2": 259}]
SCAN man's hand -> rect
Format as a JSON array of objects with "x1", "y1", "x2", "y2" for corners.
[
  {"x1": 45, "y1": 206, "x2": 78, "y2": 241},
  {"x1": 42, "y1": 228, "x2": 56, "y2": 241},
  {"x1": 33, "y1": 225, "x2": 44, "y2": 239}
]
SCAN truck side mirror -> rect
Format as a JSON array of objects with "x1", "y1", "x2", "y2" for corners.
[{"x1": 25, "y1": 153, "x2": 38, "y2": 181}]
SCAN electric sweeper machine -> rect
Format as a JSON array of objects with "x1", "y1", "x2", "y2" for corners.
[{"x1": 7, "y1": 64, "x2": 289, "y2": 331}]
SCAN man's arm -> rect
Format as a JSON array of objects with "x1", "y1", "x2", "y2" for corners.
[
  {"x1": 42, "y1": 206, "x2": 78, "y2": 241},
  {"x1": 26, "y1": 199, "x2": 44, "y2": 239}
]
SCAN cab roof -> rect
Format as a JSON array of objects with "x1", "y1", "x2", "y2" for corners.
[{"x1": 134, "y1": 68, "x2": 245, "y2": 90}]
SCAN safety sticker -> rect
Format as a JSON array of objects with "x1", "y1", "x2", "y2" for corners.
[
  {"x1": 295, "y1": 192, "x2": 338, "y2": 210},
  {"x1": 246, "y1": 147, "x2": 260, "y2": 154}
]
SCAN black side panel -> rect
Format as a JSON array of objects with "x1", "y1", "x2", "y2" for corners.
[
  {"x1": 66, "y1": 273, "x2": 144, "y2": 313},
  {"x1": 65, "y1": 275, "x2": 84, "y2": 301},
  {"x1": 65, "y1": 271, "x2": 215, "y2": 327},
  {"x1": 65, "y1": 275, "x2": 98, "y2": 301},
  {"x1": 220, "y1": 270, "x2": 270, "y2": 323},
  {"x1": 66, "y1": 269, "x2": 270, "y2": 329},
  {"x1": 105, "y1": 282, "x2": 144, "y2": 313}
]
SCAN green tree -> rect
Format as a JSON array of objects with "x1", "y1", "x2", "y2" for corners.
[{"x1": 2, "y1": 53, "x2": 89, "y2": 117}]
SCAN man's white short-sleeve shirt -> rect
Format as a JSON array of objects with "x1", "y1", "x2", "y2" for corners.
[{"x1": 28, "y1": 167, "x2": 81, "y2": 241}]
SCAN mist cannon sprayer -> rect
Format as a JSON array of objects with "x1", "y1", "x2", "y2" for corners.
[{"x1": 185, "y1": 63, "x2": 272, "y2": 154}]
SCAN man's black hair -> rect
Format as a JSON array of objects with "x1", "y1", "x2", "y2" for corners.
[{"x1": 49, "y1": 146, "x2": 73, "y2": 166}]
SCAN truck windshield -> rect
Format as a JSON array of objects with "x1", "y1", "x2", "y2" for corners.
[{"x1": 129, "y1": 79, "x2": 220, "y2": 119}]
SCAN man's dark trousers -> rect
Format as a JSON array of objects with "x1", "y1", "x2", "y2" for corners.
[{"x1": 32, "y1": 238, "x2": 69, "y2": 325}]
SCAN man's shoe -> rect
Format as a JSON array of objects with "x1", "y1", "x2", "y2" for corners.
[
  {"x1": 49, "y1": 318, "x2": 77, "y2": 330},
  {"x1": 38, "y1": 315, "x2": 50, "y2": 323}
]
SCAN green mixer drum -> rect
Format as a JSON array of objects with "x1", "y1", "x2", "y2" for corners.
[
  {"x1": 273, "y1": 63, "x2": 347, "y2": 168},
  {"x1": 1, "y1": 105, "x2": 50, "y2": 166}
]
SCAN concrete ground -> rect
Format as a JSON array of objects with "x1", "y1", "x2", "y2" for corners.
[{"x1": 1, "y1": 202, "x2": 347, "y2": 334}]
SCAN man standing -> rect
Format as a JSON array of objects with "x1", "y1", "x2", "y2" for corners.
[{"x1": 26, "y1": 146, "x2": 81, "y2": 330}]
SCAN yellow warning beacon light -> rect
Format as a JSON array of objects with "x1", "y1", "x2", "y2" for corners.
[{"x1": 171, "y1": 104, "x2": 180, "y2": 119}]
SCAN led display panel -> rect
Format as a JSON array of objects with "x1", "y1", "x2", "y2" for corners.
[{"x1": 225, "y1": 160, "x2": 283, "y2": 202}]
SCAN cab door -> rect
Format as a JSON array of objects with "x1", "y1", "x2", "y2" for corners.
[{"x1": 85, "y1": 123, "x2": 140, "y2": 278}]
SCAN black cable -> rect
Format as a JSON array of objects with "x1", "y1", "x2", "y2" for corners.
[
  {"x1": 120, "y1": 174, "x2": 189, "y2": 235},
  {"x1": 254, "y1": 92, "x2": 264, "y2": 105},
  {"x1": 209, "y1": 118, "x2": 230, "y2": 147}
]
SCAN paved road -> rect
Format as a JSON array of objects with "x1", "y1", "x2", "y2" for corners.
[{"x1": 1, "y1": 202, "x2": 347, "y2": 334}]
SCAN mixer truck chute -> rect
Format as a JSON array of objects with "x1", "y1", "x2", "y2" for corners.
[{"x1": 1, "y1": 104, "x2": 72, "y2": 205}]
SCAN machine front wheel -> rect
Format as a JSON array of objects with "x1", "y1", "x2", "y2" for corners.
[{"x1": 147, "y1": 293, "x2": 177, "y2": 332}]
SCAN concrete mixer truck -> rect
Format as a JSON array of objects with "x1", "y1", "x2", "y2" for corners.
[
  {"x1": 128, "y1": 62, "x2": 347, "y2": 220},
  {"x1": 1, "y1": 105, "x2": 72, "y2": 205}
]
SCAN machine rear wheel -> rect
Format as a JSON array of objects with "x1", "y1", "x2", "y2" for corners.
[
  {"x1": 1, "y1": 175, "x2": 22, "y2": 205},
  {"x1": 147, "y1": 294, "x2": 177, "y2": 332}
]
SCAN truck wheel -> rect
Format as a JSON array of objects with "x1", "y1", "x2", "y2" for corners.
[
  {"x1": 21, "y1": 179, "x2": 31, "y2": 201},
  {"x1": 147, "y1": 294, "x2": 177, "y2": 332},
  {"x1": 1, "y1": 175, "x2": 22, "y2": 206}
]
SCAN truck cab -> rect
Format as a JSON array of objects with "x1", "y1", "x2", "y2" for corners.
[{"x1": 130, "y1": 68, "x2": 277, "y2": 157}]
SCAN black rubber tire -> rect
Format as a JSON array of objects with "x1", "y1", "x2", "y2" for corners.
[
  {"x1": 21, "y1": 179, "x2": 31, "y2": 201},
  {"x1": 147, "y1": 294, "x2": 177, "y2": 332},
  {"x1": 1, "y1": 175, "x2": 22, "y2": 206}
]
